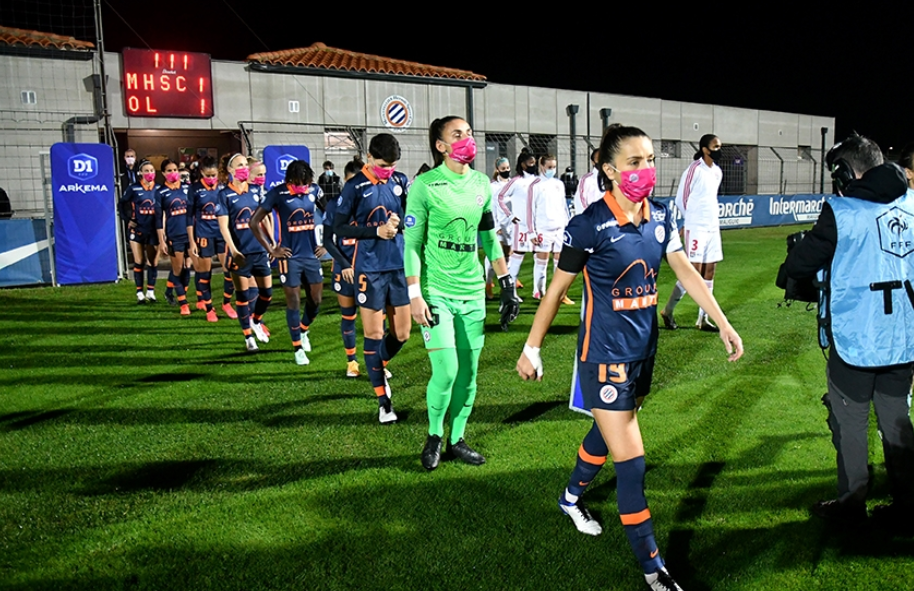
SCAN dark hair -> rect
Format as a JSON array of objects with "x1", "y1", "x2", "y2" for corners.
[
  {"x1": 539, "y1": 153, "x2": 556, "y2": 167},
  {"x1": 429, "y1": 116, "x2": 463, "y2": 167},
  {"x1": 597, "y1": 124, "x2": 651, "y2": 192},
  {"x1": 343, "y1": 156, "x2": 364, "y2": 179},
  {"x1": 898, "y1": 143, "x2": 914, "y2": 171},
  {"x1": 198, "y1": 156, "x2": 218, "y2": 173},
  {"x1": 160, "y1": 158, "x2": 177, "y2": 172},
  {"x1": 416, "y1": 163, "x2": 432, "y2": 177},
  {"x1": 694, "y1": 134, "x2": 718, "y2": 160},
  {"x1": 137, "y1": 159, "x2": 154, "y2": 174},
  {"x1": 590, "y1": 148, "x2": 599, "y2": 164},
  {"x1": 284, "y1": 160, "x2": 313, "y2": 186},
  {"x1": 322, "y1": 160, "x2": 333, "y2": 169},
  {"x1": 515, "y1": 148, "x2": 536, "y2": 175},
  {"x1": 368, "y1": 133, "x2": 401, "y2": 164},
  {"x1": 829, "y1": 134, "x2": 884, "y2": 177}
]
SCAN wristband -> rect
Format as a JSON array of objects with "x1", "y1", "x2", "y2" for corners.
[{"x1": 408, "y1": 283, "x2": 422, "y2": 300}]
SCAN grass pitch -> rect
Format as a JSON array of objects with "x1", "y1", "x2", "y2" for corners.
[{"x1": 1, "y1": 226, "x2": 913, "y2": 591}]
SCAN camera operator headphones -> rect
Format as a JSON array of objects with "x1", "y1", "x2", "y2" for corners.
[{"x1": 826, "y1": 137, "x2": 856, "y2": 195}]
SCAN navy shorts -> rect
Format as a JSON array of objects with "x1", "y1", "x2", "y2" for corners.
[
  {"x1": 277, "y1": 256, "x2": 322, "y2": 288},
  {"x1": 355, "y1": 269, "x2": 409, "y2": 311},
  {"x1": 227, "y1": 251, "x2": 271, "y2": 278},
  {"x1": 167, "y1": 238, "x2": 189, "y2": 257},
  {"x1": 331, "y1": 261, "x2": 355, "y2": 298},
  {"x1": 579, "y1": 356, "x2": 655, "y2": 411},
  {"x1": 129, "y1": 226, "x2": 158, "y2": 246},
  {"x1": 195, "y1": 235, "x2": 226, "y2": 258}
]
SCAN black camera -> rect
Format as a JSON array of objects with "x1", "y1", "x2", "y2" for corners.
[{"x1": 776, "y1": 231, "x2": 819, "y2": 304}]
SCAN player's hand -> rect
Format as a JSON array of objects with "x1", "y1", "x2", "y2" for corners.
[
  {"x1": 388, "y1": 212, "x2": 400, "y2": 228},
  {"x1": 410, "y1": 295, "x2": 434, "y2": 328},
  {"x1": 341, "y1": 268, "x2": 354, "y2": 283},
  {"x1": 516, "y1": 345, "x2": 544, "y2": 381},
  {"x1": 159, "y1": 243, "x2": 169, "y2": 258},
  {"x1": 376, "y1": 224, "x2": 397, "y2": 240},
  {"x1": 498, "y1": 274, "x2": 521, "y2": 331},
  {"x1": 188, "y1": 243, "x2": 199, "y2": 258},
  {"x1": 269, "y1": 246, "x2": 291, "y2": 259},
  {"x1": 314, "y1": 246, "x2": 327, "y2": 259},
  {"x1": 719, "y1": 324, "x2": 744, "y2": 362},
  {"x1": 231, "y1": 251, "x2": 246, "y2": 267}
]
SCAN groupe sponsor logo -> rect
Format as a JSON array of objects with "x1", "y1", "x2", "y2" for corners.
[
  {"x1": 768, "y1": 196, "x2": 824, "y2": 222},
  {"x1": 717, "y1": 198, "x2": 755, "y2": 227}
]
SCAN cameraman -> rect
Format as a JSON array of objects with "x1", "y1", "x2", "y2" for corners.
[{"x1": 786, "y1": 135, "x2": 914, "y2": 528}]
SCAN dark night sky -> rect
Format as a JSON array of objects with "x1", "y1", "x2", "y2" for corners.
[{"x1": 5, "y1": 2, "x2": 914, "y2": 150}]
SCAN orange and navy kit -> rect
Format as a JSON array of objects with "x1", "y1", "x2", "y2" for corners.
[
  {"x1": 261, "y1": 182, "x2": 323, "y2": 288},
  {"x1": 558, "y1": 194, "x2": 682, "y2": 410}
]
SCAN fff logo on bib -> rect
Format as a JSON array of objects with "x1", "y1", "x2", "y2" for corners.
[{"x1": 68, "y1": 154, "x2": 99, "y2": 181}]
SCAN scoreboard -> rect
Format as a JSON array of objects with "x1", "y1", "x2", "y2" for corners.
[{"x1": 122, "y1": 48, "x2": 214, "y2": 118}]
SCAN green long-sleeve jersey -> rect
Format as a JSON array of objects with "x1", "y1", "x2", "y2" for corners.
[{"x1": 403, "y1": 164, "x2": 502, "y2": 300}]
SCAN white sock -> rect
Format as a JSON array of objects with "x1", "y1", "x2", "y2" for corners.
[
  {"x1": 562, "y1": 488, "x2": 579, "y2": 505},
  {"x1": 697, "y1": 279, "x2": 714, "y2": 323},
  {"x1": 664, "y1": 281, "x2": 686, "y2": 316},
  {"x1": 534, "y1": 258, "x2": 548, "y2": 295},
  {"x1": 508, "y1": 252, "x2": 525, "y2": 281}
]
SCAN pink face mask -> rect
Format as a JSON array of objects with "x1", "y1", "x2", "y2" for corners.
[
  {"x1": 165, "y1": 172, "x2": 180, "y2": 183},
  {"x1": 142, "y1": 172, "x2": 156, "y2": 183},
  {"x1": 612, "y1": 166, "x2": 657, "y2": 203},
  {"x1": 290, "y1": 184, "x2": 309, "y2": 195},
  {"x1": 250, "y1": 176, "x2": 266, "y2": 186},
  {"x1": 447, "y1": 136, "x2": 477, "y2": 165},
  {"x1": 233, "y1": 167, "x2": 250, "y2": 182},
  {"x1": 202, "y1": 176, "x2": 218, "y2": 188},
  {"x1": 372, "y1": 165, "x2": 395, "y2": 181}
]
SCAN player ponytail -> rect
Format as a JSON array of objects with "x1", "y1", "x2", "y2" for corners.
[
  {"x1": 694, "y1": 134, "x2": 718, "y2": 160},
  {"x1": 429, "y1": 116, "x2": 462, "y2": 167},
  {"x1": 597, "y1": 123, "x2": 651, "y2": 192},
  {"x1": 284, "y1": 160, "x2": 313, "y2": 186}
]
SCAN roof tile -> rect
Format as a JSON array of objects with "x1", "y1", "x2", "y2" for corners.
[
  {"x1": 0, "y1": 25, "x2": 94, "y2": 51},
  {"x1": 248, "y1": 42, "x2": 485, "y2": 82}
]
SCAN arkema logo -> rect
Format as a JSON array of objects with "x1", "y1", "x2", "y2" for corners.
[
  {"x1": 68, "y1": 153, "x2": 98, "y2": 181},
  {"x1": 276, "y1": 154, "x2": 297, "y2": 173}
]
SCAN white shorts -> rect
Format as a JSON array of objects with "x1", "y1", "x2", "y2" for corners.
[
  {"x1": 497, "y1": 222, "x2": 514, "y2": 246},
  {"x1": 683, "y1": 227, "x2": 723, "y2": 263},
  {"x1": 513, "y1": 223, "x2": 533, "y2": 252},
  {"x1": 533, "y1": 228, "x2": 564, "y2": 253}
]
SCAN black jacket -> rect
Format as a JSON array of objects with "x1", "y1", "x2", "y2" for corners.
[{"x1": 786, "y1": 163, "x2": 908, "y2": 279}]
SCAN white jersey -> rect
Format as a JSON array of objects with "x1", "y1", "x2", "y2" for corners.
[
  {"x1": 576, "y1": 168, "x2": 603, "y2": 212},
  {"x1": 528, "y1": 176, "x2": 569, "y2": 233},
  {"x1": 675, "y1": 158, "x2": 722, "y2": 231},
  {"x1": 497, "y1": 172, "x2": 536, "y2": 232},
  {"x1": 491, "y1": 178, "x2": 511, "y2": 229}
]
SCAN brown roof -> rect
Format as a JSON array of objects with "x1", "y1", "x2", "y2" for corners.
[
  {"x1": 0, "y1": 25, "x2": 94, "y2": 51},
  {"x1": 247, "y1": 42, "x2": 485, "y2": 82}
]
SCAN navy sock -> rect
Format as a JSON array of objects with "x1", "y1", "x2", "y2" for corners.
[
  {"x1": 340, "y1": 306, "x2": 357, "y2": 362},
  {"x1": 286, "y1": 307, "x2": 302, "y2": 349},
  {"x1": 563, "y1": 421, "x2": 609, "y2": 501},
  {"x1": 616, "y1": 456, "x2": 663, "y2": 574},
  {"x1": 223, "y1": 271, "x2": 234, "y2": 304},
  {"x1": 253, "y1": 286, "x2": 271, "y2": 323},
  {"x1": 133, "y1": 266, "x2": 144, "y2": 291},
  {"x1": 197, "y1": 270, "x2": 213, "y2": 311},
  {"x1": 145, "y1": 265, "x2": 157, "y2": 290},
  {"x1": 381, "y1": 332, "x2": 406, "y2": 362},
  {"x1": 364, "y1": 337, "x2": 387, "y2": 404}
]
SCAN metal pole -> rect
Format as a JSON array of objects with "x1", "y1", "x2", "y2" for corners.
[
  {"x1": 820, "y1": 127, "x2": 829, "y2": 193},
  {"x1": 599, "y1": 108, "x2": 613, "y2": 133},
  {"x1": 39, "y1": 152, "x2": 57, "y2": 286},
  {"x1": 566, "y1": 104, "x2": 579, "y2": 173}
]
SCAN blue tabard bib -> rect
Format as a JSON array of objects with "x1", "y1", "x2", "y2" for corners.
[{"x1": 819, "y1": 191, "x2": 914, "y2": 367}]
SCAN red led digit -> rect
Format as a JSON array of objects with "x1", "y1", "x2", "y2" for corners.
[{"x1": 122, "y1": 48, "x2": 213, "y2": 118}]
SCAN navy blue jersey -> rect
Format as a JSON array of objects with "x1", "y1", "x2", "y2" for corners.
[
  {"x1": 323, "y1": 186, "x2": 357, "y2": 263},
  {"x1": 217, "y1": 181, "x2": 267, "y2": 255},
  {"x1": 334, "y1": 167, "x2": 409, "y2": 274},
  {"x1": 119, "y1": 181, "x2": 162, "y2": 231},
  {"x1": 187, "y1": 182, "x2": 222, "y2": 239},
  {"x1": 261, "y1": 183, "x2": 322, "y2": 259},
  {"x1": 158, "y1": 183, "x2": 190, "y2": 240},
  {"x1": 563, "y1": 196, "x2": 682, "y2": 364}
]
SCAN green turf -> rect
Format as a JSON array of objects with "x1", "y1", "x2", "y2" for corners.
[{"x1": 1, "y1": 226, "x2": 912, "y2": 591}]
